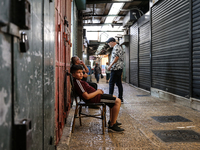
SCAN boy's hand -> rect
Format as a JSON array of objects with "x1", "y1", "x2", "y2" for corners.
[{"x1": 97, "y1": 89, "x2": 104, "y2": 94}]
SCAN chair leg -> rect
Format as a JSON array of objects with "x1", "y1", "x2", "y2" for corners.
[
  {"x1": 104, "y1": 105, "x2": 106, "y2": 127},
  {"x1": 79, "y1": 105, "x2": 82, "y2": 126},
  {"x1": 72, "y1": 105, "x2": 79, "y2": 133},
  {"x1": 101, "y1": 105, "x2": 104, "y2": 134}
]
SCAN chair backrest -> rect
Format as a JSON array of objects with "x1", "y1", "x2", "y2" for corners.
[{"x1": 69, "y1": 73, "x2": 79, "y2": 105}]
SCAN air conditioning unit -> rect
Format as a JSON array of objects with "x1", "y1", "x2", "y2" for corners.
[
  {"x1": 119, "y1": 35, "x2": 129, "y2": 45},
  {"x1": 123, "y1": 10, "x2": 137, "y2": 27}
]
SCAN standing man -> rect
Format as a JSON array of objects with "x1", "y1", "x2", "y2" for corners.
[{"x1": 106, "y1": 37, "x2": 124, "y2": 102}]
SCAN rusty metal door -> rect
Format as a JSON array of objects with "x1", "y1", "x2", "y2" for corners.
[{"x1": 55, "y1": 0, "x2": 71, "y2": 145}]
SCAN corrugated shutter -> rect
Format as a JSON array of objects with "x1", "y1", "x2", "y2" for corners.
[
  {"x1": 152, "y1": 0, "x2": 190, "y2": 97},
  {"x1": 192, "y1": 0, "x2": 200, "y2": 99},
  {"x1": 129, "y1": 23, "x2": 138, "y2": 86},
  {"x1": 123, "y1": 44, "x2": 129, "y2": 83},
  {"x1": 139, "y1": 22, "x2": 150, "y2": 91}
]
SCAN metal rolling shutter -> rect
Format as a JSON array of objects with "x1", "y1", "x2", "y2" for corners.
[
  {"x1": 193, "y1": 0, "x2": 200, "y2": 99},
  {"x1": 152, "y1": 0, "x2": 190, "y2": 97},
  {"x1": 129, "y1": 23, "x2": 138, "y2": 86},
  {"x1": 139, "y1": 22, "x2": 150, "y2": 91}
]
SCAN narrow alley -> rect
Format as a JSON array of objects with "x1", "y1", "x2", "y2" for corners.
[
  {"x1": 57, "y1": 76, "x2": 200, "y2": 150},
  {"x1": 1, "y1": 0, "x2": 200, "y2": 149}
]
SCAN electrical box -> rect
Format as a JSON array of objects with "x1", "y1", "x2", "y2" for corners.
[
  {"x1": 123, "y1": 10, "x2": 138, "y2": 27},
  {"x1": 119, "y1": 35, "x2": 130, "y2": 45},
  {"x1": 14, "y1": 119, "x2": 32, "y2": 150},
  {"x1": 12, "y1": 0, "x2": 31, "y2": 29}
]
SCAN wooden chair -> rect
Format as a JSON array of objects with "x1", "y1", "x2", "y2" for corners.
[{"x1": 69, "y1": 73, "x2": 107, "y2": 134}]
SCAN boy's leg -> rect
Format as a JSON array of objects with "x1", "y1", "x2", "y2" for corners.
[
  {"x1": 100, "y1": 95, "x2": 121, "y2": 125},
  {"x1": 110, "y1": 98, "x2": 121, "y2": 126},
  {"x1": 100, "y1": 94, "x2": 124, "y2": 132}
]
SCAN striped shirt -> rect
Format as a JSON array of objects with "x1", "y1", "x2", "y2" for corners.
[{"x1": 73, "y1": 79, "x2": 101, "y2": 103}]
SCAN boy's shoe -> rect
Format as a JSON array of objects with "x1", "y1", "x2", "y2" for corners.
[
  {"x1": 108, "y1": 123, "x2": 124, "y2": 132},
  {"x1": 108, "y1": 120, "x2": 122, "y2": 126}
]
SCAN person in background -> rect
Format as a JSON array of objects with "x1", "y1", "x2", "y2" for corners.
[
  {"x1": 106, "y1": 37, "x2": 125, "y2": 102},
  {"x1": 71, "y1": 56, "x2": 97, "y2": 89},
  {"x1": 94, "y1": 63, "x2": 101, "y2": 83},
  {"x1": 105, "y1": 62, "x2": 111, "y2": 83}
]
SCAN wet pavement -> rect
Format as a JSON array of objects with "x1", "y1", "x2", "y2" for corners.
[{"x1": 57, "y1": 75, "x2": 200, "y2": 150}]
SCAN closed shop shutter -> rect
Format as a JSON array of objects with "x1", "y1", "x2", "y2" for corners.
[
  {"x1": 139, "y1": 22, "x2": 150, "y2": 91},
  {"x1": 192, "y1": 0, "x2": 200, "y2": 99},
  {"x1": 152, "y1": 0, "x2": 190, "y2": 97},
  {"x1": 129, "y1": 23, "x2": 138, "y2": 86}
]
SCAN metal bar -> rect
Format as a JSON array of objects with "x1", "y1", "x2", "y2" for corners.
[
  {"x1": 83, "y1": 23, "x2": 123, "y2": 26},
  {"x1": 191, "y1": 98, "x2": 200, "y2": 102},
  {"x1": 0, "y1": 23, "x2": 20, "y2": 38}
]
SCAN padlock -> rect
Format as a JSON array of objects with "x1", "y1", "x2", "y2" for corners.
[{"x1": 20, "y1": 32, "x2": 29, "y2": 52}]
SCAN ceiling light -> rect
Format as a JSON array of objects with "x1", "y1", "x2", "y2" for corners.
[{"x1": 104, "y1": 3, "x2": 124, "y2": 24}]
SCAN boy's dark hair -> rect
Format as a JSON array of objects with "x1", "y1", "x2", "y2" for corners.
[{"x1": 70, "y1": 65, "x2": 83, "y2": 73}]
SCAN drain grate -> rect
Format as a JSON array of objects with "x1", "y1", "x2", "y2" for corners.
[
  {"x1": 152, "y1": 130, "x2": 200, "y2": 142},
  {"x1": 151, "y1": 115, "x2": 192, "y2": 123}
]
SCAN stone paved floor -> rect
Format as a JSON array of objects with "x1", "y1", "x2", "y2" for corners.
[{"x1": 57, "y1": 75, "x2": 200, "y2": 150}]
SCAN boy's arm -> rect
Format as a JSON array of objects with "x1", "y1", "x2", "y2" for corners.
[{"x1": 82, "y1": 89, "x2": 103, "y2": 100}]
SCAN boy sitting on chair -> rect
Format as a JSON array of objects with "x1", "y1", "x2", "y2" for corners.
[{"x1": 70, "y1": 65, "x2": 124, "y2": 132}]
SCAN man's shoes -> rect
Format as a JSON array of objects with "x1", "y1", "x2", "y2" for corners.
[
  {"x1": 108, "y1": 123, "x2": 124, "y2": 132},
  {"x1": 108, "y1": 120, "x2": 122, "y2": 126}
]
